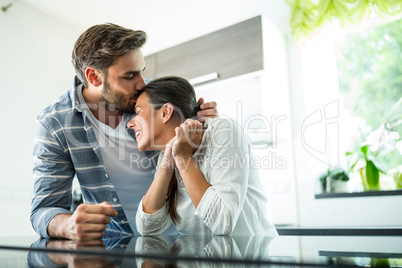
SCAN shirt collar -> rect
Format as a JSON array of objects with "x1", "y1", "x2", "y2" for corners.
[{"x1": 70, "y1": 76, "x2": 85, "y2": 113}]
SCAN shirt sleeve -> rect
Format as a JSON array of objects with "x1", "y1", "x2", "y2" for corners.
[
  {"x1": 194, "y1": 119, "x2": 250, "y2": 235},
  {"x1": 31, "y1": 118, "x2": 75, "y2": 238},
  {"x1": 136, "y1": 199, "x2": 172, "y2": 236}
]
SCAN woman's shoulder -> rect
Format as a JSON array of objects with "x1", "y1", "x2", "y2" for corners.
[
  {"x1": 203, "y1": 118, "x2": 248, "y2": 149},
  {"x1": 204, "y1": 117, "x2": 242, "y2": 132}
]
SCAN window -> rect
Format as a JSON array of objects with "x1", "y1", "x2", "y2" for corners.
[
  {"x1": 300, "y1": 17, "x2": 402, "y2": 194},
  {"x1": 335, "y1": 18, "x2": 402, "y2": 192}
]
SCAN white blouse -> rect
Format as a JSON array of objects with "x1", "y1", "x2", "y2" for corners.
[{"x1": 136, "y1": 118, "x2": 278, "y2": 237}]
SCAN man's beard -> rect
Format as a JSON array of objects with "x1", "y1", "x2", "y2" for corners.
[{"x1": 100, "y1": 77, "x2": 136, "y2": 114}]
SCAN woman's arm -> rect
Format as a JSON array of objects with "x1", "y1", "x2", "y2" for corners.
[
  {"x1": 172, "y1": 119, "x2": 210, "y2": 207},
  {"x1": 136, "y1": 140, "x2": 176, "y2": 236},
  {"x1": 175, "y1": 157, "x2": 210, "y2": 208},
  {"x1": 141, "y1": 139, "x2": 175, "y2": 214},
  {"x1": 193, "y1": 119, "x2": 250, "y2": 235}
]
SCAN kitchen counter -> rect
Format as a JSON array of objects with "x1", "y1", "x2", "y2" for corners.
[
  {"x1": 276, "y1": 226, "x2": 402, "y2": 236},
  {"x1": 1, "y1": 233, "x2": 401, "y2": 267}
]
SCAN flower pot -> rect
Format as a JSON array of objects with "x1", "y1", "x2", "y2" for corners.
[{"x1": 359, "y1": 166, "x2": 381, "y2": 191}]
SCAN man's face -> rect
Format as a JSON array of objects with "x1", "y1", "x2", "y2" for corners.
[{"x1": 100, "y1": 49, "x2": 146, "y2": 113}]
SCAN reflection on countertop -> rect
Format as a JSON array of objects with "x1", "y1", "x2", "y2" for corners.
[
  {"x1": 28, "y1": 235, "x2": 275, "y2": 267},
  {"x1": 1, "y1": 234, "x2": 401, "y2": 267}
]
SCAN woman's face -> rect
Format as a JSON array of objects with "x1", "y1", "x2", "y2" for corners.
[{"x1": 127, "y1": 93, "x2": 164, "y2": 151}]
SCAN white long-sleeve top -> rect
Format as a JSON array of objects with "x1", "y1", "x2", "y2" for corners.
[{"x1": 136, "y1": 118, "x2": 278, "y2": 236}]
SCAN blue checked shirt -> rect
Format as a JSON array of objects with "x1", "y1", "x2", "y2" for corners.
[{"x1": 31, "y1": 77, "x2": 158, "y2": 238}]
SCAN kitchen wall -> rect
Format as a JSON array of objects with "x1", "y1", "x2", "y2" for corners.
[
  {"x1": 0, "y1": 1, "x2": 79, "y2": 236},
  {"x1": 0, "y1": 0, "x2": 295, "y2": 236}
]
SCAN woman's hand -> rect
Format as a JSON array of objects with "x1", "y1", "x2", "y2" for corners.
[
  {"x1": 160, "y1": 137, "x2": 176, "y2": 170},
  {"x1": 172, "y1": 119, "x2": 204, "y2": 161}
]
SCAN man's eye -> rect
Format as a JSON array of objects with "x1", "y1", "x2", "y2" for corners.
[{"x1": 125, "y1": 74, "x2": 134, "y2": 80}]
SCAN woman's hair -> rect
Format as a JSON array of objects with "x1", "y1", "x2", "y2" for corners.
[
  {"x1": 142, "y1": 76, "x2": 201, "y2": 122},
  {"x1": 72, "y1": 23, "x2": 146, "y2": 87},
  {"x1": 141, "y1": 76, "x2": 201, "y2": 225}
]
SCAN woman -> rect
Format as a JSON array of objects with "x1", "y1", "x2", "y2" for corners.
[{"x1": 127, "y1": 76, "x2": 277, "y2": 236}]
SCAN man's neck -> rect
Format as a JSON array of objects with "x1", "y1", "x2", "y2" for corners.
[{"x1": 82, "y1": 86, "x2": 123, "y2": 129}]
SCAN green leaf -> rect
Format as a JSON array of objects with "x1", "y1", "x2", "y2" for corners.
[
  {"x1": 366, "y1": 160, "x2": 380, "y2": 189},
  {"x1": 367, "y1": 156, "x2": 387, "y2": 174},
  {"x1": 361, "y1": 145, "x2": 369, "y2": 157},
  {"x1": 394, "y1": 171, "x2": 402, "y2": 189}
]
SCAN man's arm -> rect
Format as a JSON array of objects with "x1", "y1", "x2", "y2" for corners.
[
  {"x1": 31, "y1": 119, "x2": 117, "y2": 240},
  {"x1": 31, "y1": 118, "x2": 76, "y2": 238},
  {"x1": 48, "y1": 202, "x2": 118, "y2": 240}
]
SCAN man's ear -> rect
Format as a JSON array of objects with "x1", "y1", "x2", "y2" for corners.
[
  {"x1": 162, "y1": 103, "x2": 175, "y2": 123},
  {"x1": 85, "y1": 67, "x2": 103, "y2": 87}
]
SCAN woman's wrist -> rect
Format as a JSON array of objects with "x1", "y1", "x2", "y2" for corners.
[{"x1": 174, "y1": 156, "x2": 194, "y2": 173}]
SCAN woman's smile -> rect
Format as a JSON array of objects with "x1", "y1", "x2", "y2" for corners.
[{"x1": 135, "y1": 130, "x2": 141, "y2": 139}]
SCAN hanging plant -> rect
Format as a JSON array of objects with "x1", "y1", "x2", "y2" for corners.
[{"x1": 286, "y1": 0, "x2": 402, "y2": 40}]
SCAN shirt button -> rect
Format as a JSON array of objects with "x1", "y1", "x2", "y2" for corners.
[
  {"x1": 105, "y1": 174, "x2": 109, "y2": 178},
  {"x1": 113, "y1": 198, "x2": 118, "y2": 202}
]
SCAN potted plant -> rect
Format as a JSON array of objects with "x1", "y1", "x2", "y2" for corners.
[
  {"x1": 320, "y1": 167, "x2": 350, "y2": 193},
  {"x1": 346, "y1": 144, "x2": 385, "y2": 191},
  {"x1": 346, "y1": 98, "x2": 401, "y2": 191},
  {"x1": 391, "y1": 166, "x2": 402, "y2": 189}
]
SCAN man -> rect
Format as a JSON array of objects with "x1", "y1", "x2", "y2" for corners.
[{"x1": 31, "y1": 23, "x2": 217, "y2": 240}]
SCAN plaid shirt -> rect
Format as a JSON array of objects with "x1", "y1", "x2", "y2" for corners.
[{"x1": 31, "y1": 77, "x2": 158, "y2": 238}]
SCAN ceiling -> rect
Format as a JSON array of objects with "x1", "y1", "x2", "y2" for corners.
[{"x1": 14, "y1": 0, "x2": 291, "y2": 55}]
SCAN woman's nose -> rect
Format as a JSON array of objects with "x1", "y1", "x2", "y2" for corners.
[{"x1": 127, "y1": 118, "x2": 136, "y2": 129}]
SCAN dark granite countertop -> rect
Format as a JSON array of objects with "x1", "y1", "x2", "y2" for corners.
[{"x1": 276, "y1": 226, "x2": 402, "y2": 236}]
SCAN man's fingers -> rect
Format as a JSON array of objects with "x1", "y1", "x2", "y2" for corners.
[
  {"x1": 197, "y1": 97, "x2": 205, "y2": 105},
  {"x1": 197, "y1": 108, "x2": 218, "y2": 118},
  {"x1": 76, "y1": 203, "x2": 118, "y2": 218},
  {"x1": 100, "y1": 201, "x2": 112, "y2": 207},
  {"x1": 199, "y1": 101, "x2": 217, "y2": 110},
  {"x1": 76, "y1": 231, "x2": 105, "y2": 241},
  {"x1": 76, "y1": 223, "x2": 108, "y2": 233}
]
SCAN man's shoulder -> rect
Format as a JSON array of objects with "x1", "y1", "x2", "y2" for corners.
[
  {"x1": 36, "y1": 90, "x2": 76, "y2": 130},
  {"x1": 37, "y1": 90, "x2": 73, "y2": 121},
  {"x1": 37, "y1": 77, "x2": 82, "y2": 123}
]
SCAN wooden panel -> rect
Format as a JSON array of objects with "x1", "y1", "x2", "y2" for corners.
[{"x1": 155, "y1": 16, "x2": 263, "y2": 83}]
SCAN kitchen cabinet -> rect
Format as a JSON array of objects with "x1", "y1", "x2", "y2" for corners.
[{"x1": 143, "y1": 16, "x2": 263, "y2": 85}]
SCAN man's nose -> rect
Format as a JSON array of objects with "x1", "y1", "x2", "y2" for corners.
[{"x1": 135, "y1": 75, "x2": 146, "y2": 91}]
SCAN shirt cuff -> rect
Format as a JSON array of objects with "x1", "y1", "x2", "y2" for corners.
[
  {"x1": 34, "y1": 208, "x2": 71, "y2": 238},
  {"x1": 194, "y1": 186, "x2": 216, "y2": 220},
  {"x1": 137, "y1": 199, "x2": 168, "y2": 222}
]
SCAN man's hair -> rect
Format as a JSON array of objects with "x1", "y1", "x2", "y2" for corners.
[{"x1": 72, "y1": 23, "x2": 147, "y2": 87}]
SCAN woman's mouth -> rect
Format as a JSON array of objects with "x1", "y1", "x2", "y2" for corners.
[{"x1": 135, "y1": 130, "x2": 141, "y2": 139}]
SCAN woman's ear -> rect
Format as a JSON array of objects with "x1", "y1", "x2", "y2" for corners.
[
  {"x1": 162, "y1": 103, "x2": 175, "y2": 123},
  {"x1": 85, "y1": 67, "x2": 103, "y2": 87}
]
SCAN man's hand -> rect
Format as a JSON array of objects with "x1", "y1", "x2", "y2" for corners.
[
  {"x1": 46, "y1": 239, "x2": 111, "y2": 268},
  {"x1": 48, "y1": 201, "x2": 118, "y2": 241},
  {"x1": 197, "y1": 98, "x2": 218, "y2": 122}
]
